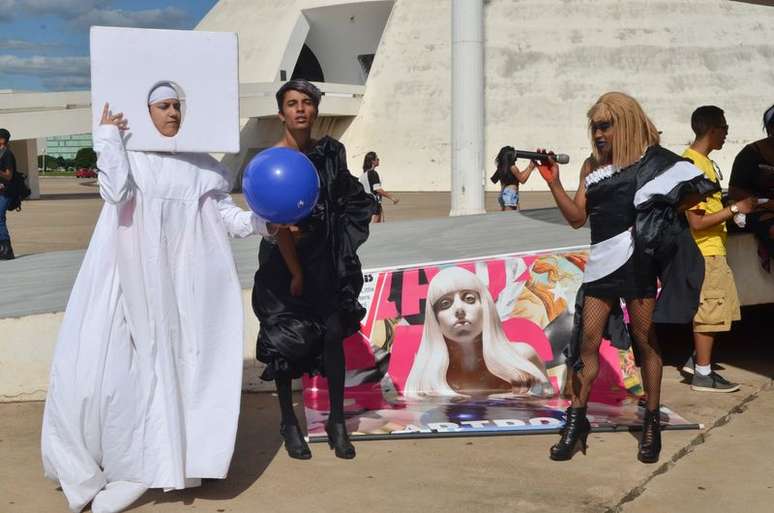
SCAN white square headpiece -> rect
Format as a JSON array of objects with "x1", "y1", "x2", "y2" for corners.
[{"x1": 90, "y1": 26, "x2": 240, "y2": 153}]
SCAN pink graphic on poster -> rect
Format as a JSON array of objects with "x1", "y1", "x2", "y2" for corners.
[{"x1": 303, "y1": 248, "x2": 695, "y2": 439}]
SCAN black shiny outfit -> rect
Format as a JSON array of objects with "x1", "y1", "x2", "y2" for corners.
[{"x1": 252, "y1": 137, "x2": 375, "y2": 428}]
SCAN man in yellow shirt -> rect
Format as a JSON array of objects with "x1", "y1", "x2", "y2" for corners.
[{"x1": 682, "y1": 106, "x2": 756, "y2": 392}]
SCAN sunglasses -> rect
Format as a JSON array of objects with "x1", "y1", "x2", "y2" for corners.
[{"x1": 591, "y1": 121, "x2": 613, "y2": 132}]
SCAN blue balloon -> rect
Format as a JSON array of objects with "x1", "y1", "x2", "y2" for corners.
[{"x1": 242, "y1": 147, "x2": 320, "y2": 224}]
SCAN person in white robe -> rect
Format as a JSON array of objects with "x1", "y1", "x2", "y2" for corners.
[{"x1": 41, "y1": 83, "x2": 273, "y2": 513}]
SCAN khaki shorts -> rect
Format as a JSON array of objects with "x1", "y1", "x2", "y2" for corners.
[{"x1": 693, "y1": 255, "x2": 741, "y2": 333}]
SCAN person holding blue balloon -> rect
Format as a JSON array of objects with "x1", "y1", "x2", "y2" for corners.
[{"x1": 247, "y1": 79, "x2": 376, "y2": 460}]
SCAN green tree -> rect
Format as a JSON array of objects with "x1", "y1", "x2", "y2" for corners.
[
  {"x1": 73, "y1": 148, "x2": 97, "y2": 169},
  {"x1": 38, "y1": 155, "x2": 58, "y2": 170}
]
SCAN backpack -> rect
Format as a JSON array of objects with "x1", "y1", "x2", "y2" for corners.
[
  {"x1": 0, "y1": 147, "x2": 31, "y2": 211},
  {"x1": 5, "y1": 170, "x2": 32, "y2": 211}
]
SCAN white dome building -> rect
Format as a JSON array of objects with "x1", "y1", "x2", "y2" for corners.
[{"x1": 198, "y1": 0, "x2": 774, "y2": 192}]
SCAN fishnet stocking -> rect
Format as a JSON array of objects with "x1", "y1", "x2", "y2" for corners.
[
  {"x1": 625, "y1": 297, "x2": 662, "y2": 411},
  {"x1": 571, "y1": 296, "x2": 615, "y2": 407},
  {"x1": 571, "y1": 295, "x2": 662, "y2": 412}
]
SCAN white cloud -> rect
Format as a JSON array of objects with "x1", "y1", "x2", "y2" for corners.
[
  {"x1": 0, "y1": 38, "x2": 57, "y2": 50},
  {"x1": 0, "y1": 2, "x2": 194, "y2": 90},
  {"x1": 1, "y1": 2, "x2": 192, "y2": 29},
  {"x1": 72, "y1": 7, "x2": 190, "y2": 29},
  {"x1": 0, "y1": 55, "x2": 89, "y2": 76},
  {"x1": 0, "y1": 0, "x2": 15, "y2": 21},
  {"x1": 41, "y1": 74, "x2": 90, "y2": 90},
  {"x1": 15, "y1": 0, "x2": 108, "y2": 17},
  {"x1": 0, "y1": 54, "x2": 90, "y2": 90}
]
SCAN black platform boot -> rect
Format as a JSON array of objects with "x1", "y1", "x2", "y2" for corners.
[
  {"x1": 325, "y1": 421, "x2": 356, "y2": 459},
  {"x1": 638, "y1": 409, "x2": 661, "y2": 464},
  {"x1": 279, "y1": 423, "x2": 312, "y2": 460},
  {"x1": 550, "y1": 406, "x2": 591, "y2": 461},
  {"x1": 0, "y1": 239, "x2": 14, "y2": 260}
]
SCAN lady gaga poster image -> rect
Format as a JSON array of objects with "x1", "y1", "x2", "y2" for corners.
[{"x1": 303, "y1": 248, "x2": 695, "y2": 440}]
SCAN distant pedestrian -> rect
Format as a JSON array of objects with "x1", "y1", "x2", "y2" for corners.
[
  {"x1": 360, "y1": 151, "x2": 398, "y2": 223},
  {"x1": 490, "y1": 145, "x2": 535, "y2": 211},
  {"x1": 0, "y1": 128, "x2": 17, "y2": 260}
]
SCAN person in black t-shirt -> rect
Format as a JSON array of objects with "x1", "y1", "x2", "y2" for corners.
[
  {"x1": 0, "y1": 128, "x2": 16, "y2": 259},
  {"x1": 360, "y1": 151, "x2": 398, "y2": 223},
  {"x1": 490, "y1": 145, "x2": 535, "y2": 211},
  {"x1": 728, "y1": 104, "x2": 774, "y2": 268}
]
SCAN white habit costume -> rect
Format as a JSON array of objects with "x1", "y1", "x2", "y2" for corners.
[{"x1": 41, "y1": 121, "x2": 270, "y2": 512}]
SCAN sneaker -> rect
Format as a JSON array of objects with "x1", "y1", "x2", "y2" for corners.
[
  {"x1": 691, "y1": 372, "x2": 740, "y2": 393},
  {"x1": 681, "y1": 354, "x2": 695, "y2": 375}
]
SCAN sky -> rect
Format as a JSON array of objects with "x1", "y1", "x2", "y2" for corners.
[{"x1": 0, "y1": 0, "x2": 218, "y2": 91}]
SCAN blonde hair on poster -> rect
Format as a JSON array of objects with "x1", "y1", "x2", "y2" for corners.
[{"x1": 403, "y1": 267, "x2": 550, "y2": 399}]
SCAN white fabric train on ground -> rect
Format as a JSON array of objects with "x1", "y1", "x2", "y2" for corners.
[
  {"x1": 41, "y1": 124, "x2": 270, "y2": 513},
  {"x1": 582, "y1": 160, "x2": 703, "y2": 284}
]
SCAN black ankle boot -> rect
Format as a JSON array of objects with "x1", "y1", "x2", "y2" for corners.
[
  {"x1": 550, "y1": 406, "x2": 591, "y2": 461},
  {"x1": 638, "y1": 409, "x2": 661, "y2": 464},
  {"x1": 325, "y1": 421, "x2": 356, "y2": 459},
  {"x1": 279, "y1": 424, "x2": 312, "y2": 460},
  {"x1": 0, "y1": 240, "x2": 14, "y2": 260}
]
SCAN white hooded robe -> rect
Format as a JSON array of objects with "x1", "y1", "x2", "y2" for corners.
[{"x1": 41, "y1": 124, "x2": 269, "y2": 512}]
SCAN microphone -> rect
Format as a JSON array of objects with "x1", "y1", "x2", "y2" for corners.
[{"x1": 515, "y1": 150, "x2": 570, "y2": 165}]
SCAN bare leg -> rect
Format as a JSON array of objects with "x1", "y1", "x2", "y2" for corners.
[{"x1": 693, "y1": 331, "x2": 714, "y2": 367}]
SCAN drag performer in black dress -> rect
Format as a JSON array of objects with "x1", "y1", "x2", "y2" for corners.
[
  {"x1": 252, "y1": 80, "x2": 376, "y2": 460},
  {"x1": 536, "y1": 92, "x2": 717, "y2": 463}
]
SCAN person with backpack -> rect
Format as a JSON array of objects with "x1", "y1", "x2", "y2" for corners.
[{"x1": 0, "y1": 128, "x2": 17, "y2": 260}]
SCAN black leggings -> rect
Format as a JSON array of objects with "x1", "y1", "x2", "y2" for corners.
[
  {"x1": 275, "y1": 313, "x2": 346, "y2": 426},
  {"x1": 571, "y1": 296, "x2": 662, "y2": 412}
]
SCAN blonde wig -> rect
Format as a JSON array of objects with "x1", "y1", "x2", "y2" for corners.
[
  {"x1": 587, "y1": 92, "x2": 660, "y2": 169},
  {"x1": 403, "y1": 267, "x2": 549, "y2": 399}
]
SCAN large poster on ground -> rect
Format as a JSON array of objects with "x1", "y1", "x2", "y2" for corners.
[{"x1": 303, "y1": 247, "x2": 696, "y2": 440}]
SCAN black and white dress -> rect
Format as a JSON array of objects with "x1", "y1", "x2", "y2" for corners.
[{"x1": 565, "y1": 145, "x2": 719, "y2": 369}]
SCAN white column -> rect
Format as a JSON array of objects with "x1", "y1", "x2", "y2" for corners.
[{"x1": 450, "y1": 0, "x2": 485, "y2": 216}]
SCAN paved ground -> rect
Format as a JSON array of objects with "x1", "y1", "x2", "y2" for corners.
[
  {"x1": 1, "y1": 177, "x2": 773, "y2": 512},
  {"x1": 2, "y1": 354, "x2": 772, "y2": 513}
]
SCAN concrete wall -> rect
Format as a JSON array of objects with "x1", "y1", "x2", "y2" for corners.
[
  {"x1": 200, "y1": 0, "x2": 774, "y2": 192},
  {"x1": 196, "y1": 0, "x2": 389, "y2": 84},
  {"x1": 302, "y1": 1, "x2": 394, "y2": 84}
]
